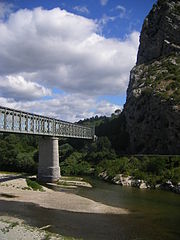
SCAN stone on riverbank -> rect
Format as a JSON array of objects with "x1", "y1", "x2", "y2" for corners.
[
  {"x1": 99, "y1": 171, "x2": 180, "y2": 193},
  {"x1": 112, "y1": 174, "x2": 148, "y2": 189},
  {"x1": 160, "y1": 181, "x2": 180, "y2": 193}
]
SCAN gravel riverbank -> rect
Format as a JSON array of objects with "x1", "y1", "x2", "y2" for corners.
[
  {"x1": 0, "y1": 216, "x2": 66, "y2": 240},
  {"x1": 0, "y1": 173, "x2": 128, "y2": 239}
]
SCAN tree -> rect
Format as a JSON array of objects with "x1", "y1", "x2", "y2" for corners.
[{"x1": 60, "y1": 143, "x2": 74, "y2": 161}]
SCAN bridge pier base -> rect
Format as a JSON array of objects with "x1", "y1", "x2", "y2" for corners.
[{"x1": 38, "y1": 137, "x2": 60, "y2": 183}]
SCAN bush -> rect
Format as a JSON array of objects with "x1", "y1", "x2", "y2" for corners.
[
  {"x1": 60, "y1": 143, "x2": 74, "y2": 161},
  {"x1": 95, "y1": 157, "x2": 130, "y2": 178},
  {"x1": 144, "y1": 175, "x2": 162, "y2": 188},
  {"x1": 0, "y1": 134, "x2": 37, "y2": 173},
  {"x1": 132, "y1": 170, "x2": 146, "y2": 180},
  {"x1": 170, "y1": 156, "x2": 180, "y2": 167},
  {"x1": 171, "y1": 167, "x2": 180, "y2": 185},
  {"x1": 85, "y1": 136, "x2": 117, "y2": 163},
  {"x1": 26, "y1": 178, "x2": 44, "y2": 191},
  {"x1": 16, "y1": 152, "x2": 37, "y2": 173},
  {"x1": 60, "y1": 151, "x2": 91, "y2": 176},
  {"x1": 145, "y1": 157, "x2": 167, "y2": 175},
  {"x1": 95, "y1": 155, "x2": 180, "y2": 187}
]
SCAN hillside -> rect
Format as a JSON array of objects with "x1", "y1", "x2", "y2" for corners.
[{"x1": 78, "y1": 112, "x2": 129, "y2": 153}]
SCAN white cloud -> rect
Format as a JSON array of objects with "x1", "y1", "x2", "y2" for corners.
[
  {"x1": 73, "y1": 6, "x2": 89, "y2": 14},
  {"x1": 100, "y1": 0, "x2": 108, "y2": 6},
  {"x1": 0, "y1": 94, "x2": 121, "y2": 122},
  {"x1": 116, "y1": 5, "x2": 126, "y2": 18},
  {"x1": 0, "y1": 7, "x2": 139, "y2": 95},
  {"x1": 0, "y1": 75, "x2": 51, "y2": 101},
  {"x1": 0, "y1": 97, "x2": 16, "y2": 108},
  {"x1": 95, "y1": 101, "x2": 122, "y2": 117},
  {"x1": 0, "y1": 7, "x2": 139, "y2": 121},
  {"x1": 98, "y1": 14, "x2": 117, "y2": 26}
]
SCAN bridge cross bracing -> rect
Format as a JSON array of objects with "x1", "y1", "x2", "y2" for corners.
[{"x1": 0, "y1": 106, "x2": 94, "y2": 139}]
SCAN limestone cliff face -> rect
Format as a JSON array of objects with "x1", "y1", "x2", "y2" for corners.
[
  {"x1": 123, "y1": 0, "x2": 180, "y2": 154},
  {"x1": 137, "y1": 0, "x2": 180, "y2": 64}
]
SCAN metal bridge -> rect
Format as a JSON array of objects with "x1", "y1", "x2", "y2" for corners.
[
  {"x1": 0, "y1": 105, "x2": 95, "y2": 182},
  {"x1": 0, "y1": 105, "x2": 94, "y2": 139}
]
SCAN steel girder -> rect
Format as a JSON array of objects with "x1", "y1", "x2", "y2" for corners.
[{"x1": 0, "y1": 106, "x2": 95, "y2": 139}]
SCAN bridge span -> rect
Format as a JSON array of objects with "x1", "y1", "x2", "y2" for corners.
[{"x1": 0, "y1": 106, "x2": 95, "y2": 182}]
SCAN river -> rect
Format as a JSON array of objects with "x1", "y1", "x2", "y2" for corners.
[{"x1": 0, "y1": 177, "x2": 180, "y2": 240}]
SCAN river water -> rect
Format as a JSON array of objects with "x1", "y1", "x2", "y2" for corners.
[
  {"x1": 75, "y1": 177, "x2": 180, "y2": 240},
  {"x1": 0, "y1": 177, "x2": 180, "y2": 240}
]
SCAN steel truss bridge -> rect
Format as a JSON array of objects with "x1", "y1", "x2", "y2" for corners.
[{"x1": 0, "y1": 106, "x2": 94, "y2": 139}]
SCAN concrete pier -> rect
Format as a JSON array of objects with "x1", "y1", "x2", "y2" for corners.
[{"x1": 38, "y1": 137, "x2": 60, "y2": 183}]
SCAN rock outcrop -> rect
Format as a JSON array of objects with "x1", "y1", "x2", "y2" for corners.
[
  {"x1": 112, "y1": 174, "x2": 148, "y2": 189},
  {"x1": 137, "y1": 0, "x2": 180, "y2": 64},
  {"x1": 99, "y1": 172, "x2": 180, "y2": 193},
  {"x1": 99, "y1": 172, "x2": 149, "y2": 189},
  {"x1": 123, "y1": 0, "x2": 180, "y2": 154}
]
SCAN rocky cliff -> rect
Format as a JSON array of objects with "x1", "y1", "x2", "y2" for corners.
[{"x1": 123, "y1": 0, "x2": 180, "y2": 154}]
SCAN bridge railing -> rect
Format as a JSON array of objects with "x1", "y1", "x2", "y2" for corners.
[{"x1": 0, "y1": 106, "x2": 95, "y2": 139}]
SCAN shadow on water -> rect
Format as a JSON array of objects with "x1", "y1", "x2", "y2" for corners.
[{"x1": 0, "y1": 198, "x2": 180, "y2": 240}]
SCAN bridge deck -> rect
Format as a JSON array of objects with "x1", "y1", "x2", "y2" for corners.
[{"x1": 0, "y1": 106, "x2": 94, "y2": 139}]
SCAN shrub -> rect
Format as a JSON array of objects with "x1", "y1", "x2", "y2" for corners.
[
  {"x1": 16, "y1": 152, "x2": 37, "y2": 173},
  {"x1": 144, "y1": 175, "x2": 162, "y2": 188},
  {"x1": 95, "y1": 157, "x2": 130, "y2": 178},
  {"x1": 60, "y1": 143, "x2": 74, "y2": 161},
  {"x1": 144, "y1": 156, "x2": 167, "y2": 175},
  {"x1": 26, "y1": 178, "x2": 43, "y2": 191},
  {"x1": 60, "y1": 151, "x2": 91, "y2": 176},
  {"x1": 171, "y1": 167, "x2": 180, "y2": 185}
]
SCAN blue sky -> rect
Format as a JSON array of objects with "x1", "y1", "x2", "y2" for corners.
[
  {"x1": 0, "y1": 0, "x2": 156, "y2": 121},
  {"x1": 9, "y1": 0, "x2": 156, "y2": 36}
]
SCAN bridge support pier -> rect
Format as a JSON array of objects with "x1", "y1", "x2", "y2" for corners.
[{"x1": 38, "y1": 137, "x2": 60, "y2": 183}]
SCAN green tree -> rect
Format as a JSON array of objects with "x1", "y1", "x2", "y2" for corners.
[
  {"x1": 60, "y1": 143, "x2": 74, "y2": 161},
  {"x1": 146, "y1": 157, "x2": 167, "y2": 175}
]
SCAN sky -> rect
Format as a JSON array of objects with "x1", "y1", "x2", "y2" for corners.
[{"x1": 0, "y1": 0, "x2": 156, "y2": 122}]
